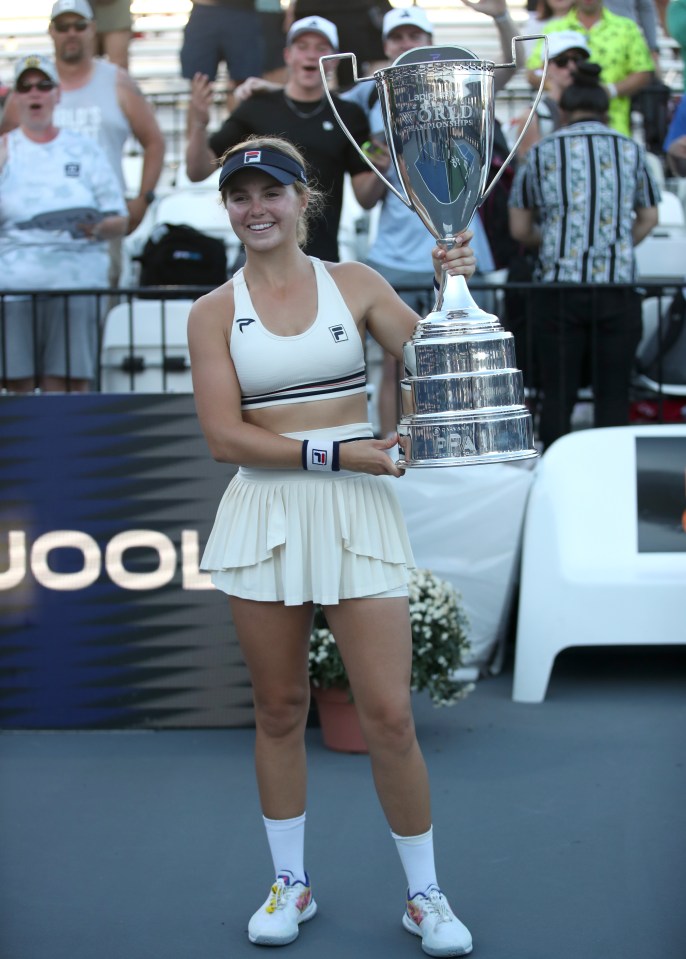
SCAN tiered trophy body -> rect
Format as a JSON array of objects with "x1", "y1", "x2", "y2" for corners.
[{"x1": 321, "y1": 41, "x2": 548, "y2": 467}]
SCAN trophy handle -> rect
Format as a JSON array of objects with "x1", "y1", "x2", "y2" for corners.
[
  {"x1": 319, "y1": 53, "x2": 413, "y2": 209},
  {"x1": 479, "y1": 35, "x2": 549, "y2": 206}
]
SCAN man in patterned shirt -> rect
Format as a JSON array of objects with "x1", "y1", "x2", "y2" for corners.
[
  {"x1": 526, "y1": 0, "x2": 654, "y2": 136},
  {"x1": 508, "y1": 62, "x2": 660, "y2": 448}
]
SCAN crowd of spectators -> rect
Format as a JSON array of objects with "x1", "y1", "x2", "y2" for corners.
[{"x1": 0, "y1": 0, "x2": 684, "y2": 447}]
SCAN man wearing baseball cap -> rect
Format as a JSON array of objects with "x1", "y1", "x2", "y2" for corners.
[
  {"x1": 380, "y1": 4, "x2": 434, "y2": 41},
  {"x1": 526, "y1": 0, "x2": 653, "y2": 135},
  {"x1": 51, "y1": 0, "x2": 131, "y2": 70},
  {"x1": 514, "y1": 31, "x2": 591, "y2": 156},
  {"x1": 186, "y1": 15, "x2": 384, "y2": 262},
  {"x1": 0, "y1": 52, "x2": 127, "y2": 391},
  {"x1": 284, "y1": 0, "x2": 392, "y2": 82},
  {"x1": 285, "y1": 14, "x2": 339, "y2": 49},
  {"x1": 1, "y1": 0, "x2": 164, "y2": 241},
  {"x1": 13, "y1": 53, "x2": 60, "y2": 88}
]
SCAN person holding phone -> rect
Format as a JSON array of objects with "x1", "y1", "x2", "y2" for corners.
[{"x1": 0, "y1": 54, "x2": 127, "y2": 392}]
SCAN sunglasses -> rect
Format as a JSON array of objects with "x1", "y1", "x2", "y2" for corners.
[
  {"x1": 53, "y1": 19, "x2": 89, "y2": 32},
  {"x1": 552, "y1": 53, "x2": 586, "y2": 68},
  {"x1": 16, "y1": 78, "x2": 57, "y2": 94}
]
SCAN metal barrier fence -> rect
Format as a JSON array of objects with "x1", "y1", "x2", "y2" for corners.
[{"x1": 2, "y1": 282, "x2": 684, "y2": 437}]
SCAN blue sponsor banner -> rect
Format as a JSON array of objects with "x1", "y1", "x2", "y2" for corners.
[{"x1": 0, "y1": 394, "x2": 254, "y2": 729}]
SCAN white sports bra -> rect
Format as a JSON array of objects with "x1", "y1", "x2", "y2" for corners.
[{"x1": 230, "y1": 257, "x2": 367, "y2": 410}]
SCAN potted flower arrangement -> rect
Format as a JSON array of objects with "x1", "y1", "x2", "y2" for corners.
[{"x1": 309, "y1": 568, "x2": 472, "y2": 752}]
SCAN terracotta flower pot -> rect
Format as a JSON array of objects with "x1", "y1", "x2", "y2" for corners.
[{"x1": 310, "y1": 685, "x2": 368, "y2": 754}]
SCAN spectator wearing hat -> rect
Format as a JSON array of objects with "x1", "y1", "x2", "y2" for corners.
[
  {"x1": 0, "y1": 54, "x2": 128, "y2": 393},
  {"x1": 284, "y1": 0, "x2": 392, "y2": 85},
  {"x1": 185, "y1": 16, "x2": 384, "y2": 262},
  {"x1": 514, "y1": 31, "x2": 591, "y2": 156},
  {"x1": 1, "y1": 0, "x2": 164, "y2": 240},
  {"x1": 526, "y1": 0, "x2": 654, "y2": 135},
  {"x1": 180, "y1": 0, "x2": 264, "y2": 109}
]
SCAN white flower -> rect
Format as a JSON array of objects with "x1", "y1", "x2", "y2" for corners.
[{"x1": 310, "y1": 567, "x2": 471, "y2": 706}]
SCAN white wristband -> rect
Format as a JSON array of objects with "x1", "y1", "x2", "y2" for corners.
[
  {"x1": 606, "y1": 83, "x2": 618, "y2": 99},
  {"x1": 301, "y1": 438, "x2": 340, "y2": 471}
]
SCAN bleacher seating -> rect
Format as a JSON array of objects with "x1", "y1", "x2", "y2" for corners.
[{"x1": 3, "y1": 1, "x2": 686, "y2": 407}]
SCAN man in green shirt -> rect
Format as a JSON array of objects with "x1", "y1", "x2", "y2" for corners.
[{"x1": 526, "y1": 0, "x2": 654, "y2": 135}]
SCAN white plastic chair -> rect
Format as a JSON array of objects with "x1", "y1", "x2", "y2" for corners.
[
  {"x1": 634, "y1": 228, "x2": 686, "y2": 280},
  {"x1": 151, "y1": 189, "x2": 232, "y2": 238},
  {"x1": 513, "y1": 426, "x2": 686, "y2": 703},
  {"x1": 101, "y1": 299, "x2": 195, "y2": 393},
  {"x1": 637, "y1": 293, "x2": 674, "y2": 356},
  {"x1": 657, "y1": 190, "x2": 685, "y2": 227},
  {"x1": 644, "y1": 150, "x2": 666, "y2": 194},
  {"x1": 121, "y1": 154, "x2": 144, "y2": 199},
  {"x1": 173, "y1": 164, "x2": 222, "y2": 191}
]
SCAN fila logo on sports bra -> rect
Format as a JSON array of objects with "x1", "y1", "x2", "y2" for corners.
[
  {"x1": 329, "y1": 325, "x2": 348, "y2": 343},
  {"x1": 236, "y1": 317, "x2": 256, "y2": 333}
]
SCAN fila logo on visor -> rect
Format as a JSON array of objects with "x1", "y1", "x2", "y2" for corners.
[{"x1": 244, "y1": 150, "x2": 262, "y2": 164}]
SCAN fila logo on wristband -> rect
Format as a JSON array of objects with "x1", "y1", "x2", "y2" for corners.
[{"x1": 301, "y1": 439, "x2": 340, "y2": 471}]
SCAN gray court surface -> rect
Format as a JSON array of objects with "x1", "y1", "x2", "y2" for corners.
[{"x1": 2, "y1": 646, "x2": 685, "y2": 959}]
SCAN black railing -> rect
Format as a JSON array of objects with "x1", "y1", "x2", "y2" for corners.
[{"x1": 2, "y1": 282, "x2": 685, "y2": 436}]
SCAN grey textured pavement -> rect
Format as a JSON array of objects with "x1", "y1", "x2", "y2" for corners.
[{"x1": 1, "y1": 646, "x2": 685, "y2": 959}]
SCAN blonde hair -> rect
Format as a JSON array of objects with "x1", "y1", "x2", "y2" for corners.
[{"x1": 219, "y1": 135, "x2": 325, "y2": 249}]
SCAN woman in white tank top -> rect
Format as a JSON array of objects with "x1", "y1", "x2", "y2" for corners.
[{"x1": 188, "y1": 134, "x2": 476, "y2": 955}]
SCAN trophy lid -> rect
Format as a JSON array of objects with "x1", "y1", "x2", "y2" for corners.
[{"x1": 392, "y1": 44, "x2": 483, "y2": 68}]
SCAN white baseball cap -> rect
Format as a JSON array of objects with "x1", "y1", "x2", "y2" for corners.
[
  {"x1": 546, "y1": 31, "x2": 591, "y2": 60},
  {"x1": 286, "y1": 16, "x2": 339, "y2": 51},
  {"x1": 14, "y1": 53, "x2": 59, "y2": 86},
  {"x1": 382, "y1": 6, "x2": 433, "y2": 40},
  {"x1": 50, "y1": 0, "x2": 94, "y2": 22}
]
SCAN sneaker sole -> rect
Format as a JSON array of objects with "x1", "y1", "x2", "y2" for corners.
[
  {"x1": 248, "y1": 899, "x2": 317, "y2": 946},
  {"x1": 402, "y1": 913, "x2": 473, "y2": 957}
]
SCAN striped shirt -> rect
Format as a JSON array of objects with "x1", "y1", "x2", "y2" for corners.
[{"x1": 509, "y1": 120, "x2": 661, "y2": 283}]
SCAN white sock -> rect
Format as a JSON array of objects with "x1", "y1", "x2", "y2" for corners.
[
  {"x1": 391, "y1": 826, "x2": 438, "y2": 897},
  {"x1": 263, "y1": 813, "x2": 307, "y2": 885}
]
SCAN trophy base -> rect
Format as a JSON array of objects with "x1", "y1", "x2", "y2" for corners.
[{"x1": 397, "y1": 409, "x2": 538, "y2": 469}]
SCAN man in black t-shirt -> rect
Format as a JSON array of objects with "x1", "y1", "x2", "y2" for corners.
[{"x1": 185, "y1": 15, "x2": 385, "y2": 260}]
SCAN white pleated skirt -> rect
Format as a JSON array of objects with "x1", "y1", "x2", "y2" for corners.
[{"x1": 201, "y1": 422, "x2": 415, "y2": 606}]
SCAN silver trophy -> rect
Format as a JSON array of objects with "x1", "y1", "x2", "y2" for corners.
[{"x1": 321, "y1": 39, "x2": 548, "y2": 467}]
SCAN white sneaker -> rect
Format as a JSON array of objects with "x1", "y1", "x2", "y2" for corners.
[
  {"x1": 403, "y1": 886, "x2": 473, "y2": 957},
  {"x1": 248, "y1": 872, "x2": 317, "y2": 946}
]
